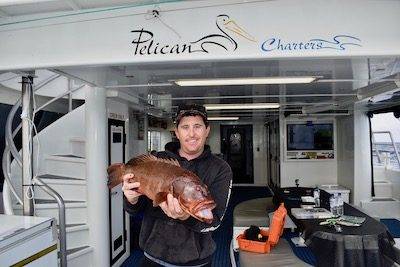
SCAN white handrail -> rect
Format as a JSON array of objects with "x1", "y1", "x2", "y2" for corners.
[{"x1": 372, "y1": 131, "x2": 400, "y2": 167}]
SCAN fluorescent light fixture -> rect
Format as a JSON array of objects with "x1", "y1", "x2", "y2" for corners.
[
  {"x1": 204, "y1": 103, "x2": 280, "y2": 110},
  {"x1": 208, "y1": 116, "x2": 239, "y2": 121},
  {"x1": 174, "y1": 76, "x2": 318, "y2": 86}
]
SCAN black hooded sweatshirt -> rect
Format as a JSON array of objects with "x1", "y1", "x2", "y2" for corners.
[{"x1": 123, "y1": 142, "x2": 232, "y2": 266}]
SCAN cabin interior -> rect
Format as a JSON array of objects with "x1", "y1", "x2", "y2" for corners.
[{"x1": 0, "y1": 1, "x2": 400, "y2": 267}]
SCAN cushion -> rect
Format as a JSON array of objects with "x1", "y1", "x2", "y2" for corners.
[{"x1": 233, "y1": 197, "x2": 274, "y2": 227}]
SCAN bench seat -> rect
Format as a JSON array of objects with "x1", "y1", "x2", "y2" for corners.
[
  {"x1": 233, "y1": 197, "x2": 275, "y2": 227},
  {"x1": 239, "y1": 239, "x2": 312, "y2": 267}
]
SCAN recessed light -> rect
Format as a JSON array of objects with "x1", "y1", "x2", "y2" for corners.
[
  {"x1": 174, "y1": 76, "x2": 319, "y2": 86},
  {"x1": 204, "y1": 103, "x2": 280, "y2": 110}
]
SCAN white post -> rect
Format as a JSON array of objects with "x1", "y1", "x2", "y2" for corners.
[
  {"x1": 353, "y1": 102, "x2": 372, "y2": 206},
  {"x1": 21, "y1": 75, "x2": 34, "y2": 216},
  {"x1": 85, "y1": 85, "x2": 110, "y2": 267}
]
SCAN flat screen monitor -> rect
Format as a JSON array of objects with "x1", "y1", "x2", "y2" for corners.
[{"x1": 287, "y1": 123, "x2": 333, "y2": 151}]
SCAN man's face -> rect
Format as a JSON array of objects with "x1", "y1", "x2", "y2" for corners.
[{"x1": 175, "y1": 115, "x2": 210, "y2": 157}]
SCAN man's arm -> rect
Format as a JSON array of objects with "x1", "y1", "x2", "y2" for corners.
[{"x1": 181, "y1": 162, "x2": 233, "y2": 233}]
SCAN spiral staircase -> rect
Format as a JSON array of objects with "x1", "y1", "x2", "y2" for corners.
[{"x1": 2, "y1": 70, "x2": 98, "y2": 266}]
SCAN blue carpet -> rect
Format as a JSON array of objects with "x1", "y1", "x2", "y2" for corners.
[
  {"x1": 121, "y1": 249, "x2": 143, "y2": 267},
  {"x1": 381, "y1": 219, "x2": 400, "y2": 238},
  {"x1": 122, "y1": 186, "x2": 272, "y2": 267}
]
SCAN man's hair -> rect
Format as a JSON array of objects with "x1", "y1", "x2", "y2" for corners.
[{"x1": 175, "y1": 104, "x2": 208, "y2": 127}]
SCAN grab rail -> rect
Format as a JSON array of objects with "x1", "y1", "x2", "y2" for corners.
[
  {"x1": 372, "y1": 131, "x2": 400, "y2": 167},
  {"x1": 33, "y1": 177, "x2": 67, "y2": 267}
]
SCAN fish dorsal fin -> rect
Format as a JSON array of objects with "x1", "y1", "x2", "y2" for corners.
[{"x1": 128, "y1": 154, "x2": 180, "y2": 167}]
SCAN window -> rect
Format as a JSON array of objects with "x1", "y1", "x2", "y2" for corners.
[
  {"x1": 148, "y1": 130, "x2": 161, "y2": 152},
  {"x1": 370, "y1": 110, "x2": 400, "y2": 198},
  {"x1": 370, "y1": 112, "x2": 400, "y2": 169}
]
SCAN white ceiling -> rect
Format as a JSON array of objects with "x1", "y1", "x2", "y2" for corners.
[{"x1": 74, "y1": 56, "x2": 399, "y2": 119}]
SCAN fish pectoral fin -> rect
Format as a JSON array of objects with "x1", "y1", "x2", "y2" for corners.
[{"x1": 153, "y1": 192, "x2": 168, "y2": 207}]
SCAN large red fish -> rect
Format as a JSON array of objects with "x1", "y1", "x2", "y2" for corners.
[{"x1": 107, "y1": 154, "x2": 216, "y2": 224}]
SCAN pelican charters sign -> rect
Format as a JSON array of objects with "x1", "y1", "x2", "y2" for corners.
[
  {"x1": 260, "y1": 35, "x2": 362, "y2": 52},
  {"x1": 130, "y1": 14, "x2": 256, "y2": 56},
  {"x1": 130, "y1": 14, "x2": 362, "y2": 57}
]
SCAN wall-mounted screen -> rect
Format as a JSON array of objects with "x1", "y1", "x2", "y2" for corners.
[{"x1": 287, "y1": 123, "x2": 333, "y2": 151}]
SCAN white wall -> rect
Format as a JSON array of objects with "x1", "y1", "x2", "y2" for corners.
[
  {"x1": 280, "y1": 115, "x2": 338, "y2": 187},
  {"x1": 207, "y1": 122, "x2": 221, "y2": 154},
  {"x1": 336, "y1": 115, "x2": 355, "y2": 203},
  {"x1": 353, "y1": 103, "x2": 372, "y2": 206}
]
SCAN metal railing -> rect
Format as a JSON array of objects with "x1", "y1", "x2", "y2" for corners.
[
  {"x1": 372, "y1": 131, "x2": 400, "y2": 167},
  {"x1": 34, "y1": 177, "x2": 67, "y2": 267}
]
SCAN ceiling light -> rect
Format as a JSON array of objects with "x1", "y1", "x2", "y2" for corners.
[
  {"x1": 208, "y1": 116, "x2": 239, "y2": 121},
  {"x1": 204, "y1": 103, "x2": 280, "y2": 110},
  {"x1": 174, "y1": 76, "x2": 318, "y2": 86}
]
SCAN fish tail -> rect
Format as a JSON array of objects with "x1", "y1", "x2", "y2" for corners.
[{"x1": 107, "y1": 163, "x2": 125, "y2": 189}]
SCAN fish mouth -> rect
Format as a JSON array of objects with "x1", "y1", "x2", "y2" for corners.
[
  {"x1": 192, "y1": 200, "x2": 216, "y2": 214},
  {"x1": 194, "y1": 208, "x2": 214, "y2": 224},
  {"x1": 179, "y1": 199, "x2": 216, "y2": 224}
]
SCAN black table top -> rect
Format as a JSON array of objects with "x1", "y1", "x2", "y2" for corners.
[
  {"x1": 273, "y1": 187, "x2": 396, "y2": 267},
  {"x1": 298, "y1": 203, "x2": 392, "y2": 239}
]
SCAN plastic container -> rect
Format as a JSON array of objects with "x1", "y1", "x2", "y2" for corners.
[
  {"x1": 313, "y1": 187, "x2": 320, "y2": 207},
  {"x1": 330, "y1": 194, "x2": 337, "y2": 216},
  {"x1": 237, "y1": 203, "x2": 287, "y2": 253},
  {"x1": 337, "y1": 193, "x2": 344, "y2": 216},
  {"x1": 237, "y1": 229, "x2": 271, "y2": 253}
]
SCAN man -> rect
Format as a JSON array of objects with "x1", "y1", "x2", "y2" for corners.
[{"x1": 123, "y1": 104, "x2": 232, "y2": 267}]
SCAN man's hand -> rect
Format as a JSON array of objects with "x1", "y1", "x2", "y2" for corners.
[
  {"x1": 122, "y1": 174, "x2": 142, "y2": 204},
  {"x1": 159, "y1": 194, "x2": 190, "y2": 221}
]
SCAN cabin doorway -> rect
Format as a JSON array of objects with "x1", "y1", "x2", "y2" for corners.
[
  {"x1": 221, "y1": 125, "x2": 254, "y2": 184},
  {"x1": 108, "y1": 119, "x2": 127, "y2": 265}
]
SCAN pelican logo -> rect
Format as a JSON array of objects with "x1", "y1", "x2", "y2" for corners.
[
  {"x1": 130, "y1": 14, "x2": 255, "y2": 56},
  {"x1": 261, "y1": 35, "x2": 362, "y2": 52}
]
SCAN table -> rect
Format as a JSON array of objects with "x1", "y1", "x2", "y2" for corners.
[
  {"x1": 273, "y1": 187, "x2": 396, "y2": 267},
  {"x1": 296, "y1": 203, "x2": 395, "y2": 267}
]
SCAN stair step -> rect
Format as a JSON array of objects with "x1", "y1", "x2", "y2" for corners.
[
  {"x1": 45, "y1": 155, "x2": 86, "y2": 179},
  {"x1": 14, "y1": 200, "x2": 88, "y2": 224},
  {"x1": 66, "y1": 246, "x2": 93, "y2": 267},
  {"x1": 66, "y1": 224, "x2": 89, "y2": 231},
  {"x1": 35, "y1": 199, "x2": 84, "y2": 204},
  {"x1": 70, "y1": 137, "x2": 85, "y2": 158},
  {"x1": 34, "y1": 175, "x2": 87, "y2": 201},
  {"x1": 38, "y1": 174, "x2": 85, "y2": 181},
  {"x1": 65, "y1": 223, "x2": 86, "y2": 228},
  {"x1": 50, "y1": 155, "x2": 85, "y2": 161},
  {"x1": 65, "y1": 224, "x2": 89, "y2": 249},
  {"x1": 67, "y1": 245, "x2": 91, "y2": 256}
]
